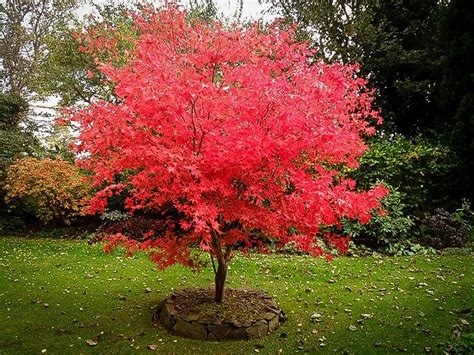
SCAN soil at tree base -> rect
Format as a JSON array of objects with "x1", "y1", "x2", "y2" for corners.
[{"x1": 155, "y1": 287, "x2": 286, "y2": 341}]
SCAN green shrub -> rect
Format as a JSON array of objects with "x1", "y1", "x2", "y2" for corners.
[
  {"x1": 345, "y1": 240, "x2": 436, "y2": 257},
  {"x1": 384, "y1": 240, "x2": 436, "y2": 257},
  {"x1": 100, "y1": 210, "x2": 130, "y2": 222},
  {"x1": 453, "y1": 199, "x2": 474, "y2": 241},
  {"x1": 0, "y1": 93, "x2": 27, "y2": 129},
  {"x1": 342, "y1": 185, "x2": 415, "y2": 250},
  {"x1": 351, "y1": 135, "x2": 457, "y2": 216}
]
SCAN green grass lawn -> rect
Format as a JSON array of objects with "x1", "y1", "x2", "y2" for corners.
[{"x1": 0, "y1": 237, "x2": 472, "y2": 354}]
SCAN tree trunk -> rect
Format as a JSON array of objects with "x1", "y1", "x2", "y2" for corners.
[{"x1": 214, "y1": 257, "x2": 227, "y2": 303}]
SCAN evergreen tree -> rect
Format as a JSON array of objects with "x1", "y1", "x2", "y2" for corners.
[
  {"x1": 0, "y1": 93, "x2": 41, "y2": 215},
  {"x1": 437, "y1": 0, "x2": 474, "y2": 202}
]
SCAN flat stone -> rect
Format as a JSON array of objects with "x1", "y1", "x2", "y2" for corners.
[
  {"x1": 197, "y1": 317, "x2": 222, "y2": 325},
  {"x1": 223, "y1": 317, "x2": 237, "y2": 324},
  {"x1": 268, "y1": 314, "x2": 280, "y2": 332},
  {"x1": 208, "y1": 323, "x2": 247, "y2": 340},
  {"x1": 207, "y1": 324, "x2": 232, "y2": 339},
  {"x1": 163, "y1": 302, "x2": 177, "y2": 316},
  {"x1": 265, "y1": 300, "x2": 278, "y2": 309},
  {"x1": 229, "y1": 327, "x2": 248, "y2": 339},
  {"x1": 155, "y1": 299, "x2": 165, "y2": 311},
  {"x1": 262, "y1": 312, "x2": 276, "y2": 321},
  {"x1": 159, "y1": 304, "x2": 175, "y2": 330},
  {"x1": 234, "y1": 320, "x2": 252, "y2": 327},
  {"x1": 246, "y1": 320, "x2": 268, "y2": 340},
  {"x1": 174, "y1": 319, "x2": 208, "y2": 340},
  {"x1": 182, "y1": 313, "x2": 200, "y2": 322}
]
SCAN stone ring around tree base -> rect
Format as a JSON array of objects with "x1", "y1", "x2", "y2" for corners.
[{"x1": 153, "y1": 287, "x2": 287, "y2": 341}]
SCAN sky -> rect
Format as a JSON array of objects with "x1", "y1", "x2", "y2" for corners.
[
  {"x1": 212, "y1": 0, "x2": 273, "y2": 20},
  {"x1": 77, "y1": 0, "x2": 274, "y2": 21}
]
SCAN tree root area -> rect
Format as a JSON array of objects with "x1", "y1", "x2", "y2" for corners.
[{"x1": 153, "y1": 288, "x2": 286, "y2": 341}]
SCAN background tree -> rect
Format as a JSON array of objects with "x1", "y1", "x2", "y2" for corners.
[
  {"x1": 266, "y1": 0, "x2": 472, "y2": 215},
  {"x1": 0, "y1": 92, "x2": 27, "y2": 128},
  {"x1": 34, "y1": 2, "x2": 136, "y2": 107},
  {"x1": 266, "y1": 0, "x2": 443, "y2": 135},
  {"x1": 34, "y1": 0, "x2": 229, "y2": 107},
  {"x1": 265, "y1": 0, "x2": 375, "y2": 63},
  {"x1": 71, "y1": 7, "x2": 387, "y2": 303},
  {"x1": 0, "y1": 93, "x2": 42, "y2": 216},
  {"x1": 188, "y1": 0, "x2": 219, "y2": 22},
  {"x1": 360, "y1": 0, "x2": 443, "y2": 136},
  {"x1": 436, "y1": 0, "x2": 473, "y2": 202},
  {"x1": 0, "y1": 0, "x2": 77, "y2": 96}
]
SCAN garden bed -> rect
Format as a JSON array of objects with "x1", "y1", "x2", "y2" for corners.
[{"x1": 154, "y1": 288, "x2": 286, "y2": 340}]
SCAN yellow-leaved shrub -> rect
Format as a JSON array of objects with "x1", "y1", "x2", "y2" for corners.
[{"x1": 4, "y1": 157, "x2": 90, "y2": 224}]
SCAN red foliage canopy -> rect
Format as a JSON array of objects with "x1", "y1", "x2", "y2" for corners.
[{"x1": 71, "y1": 7, "x2": 387, "y2": 270}]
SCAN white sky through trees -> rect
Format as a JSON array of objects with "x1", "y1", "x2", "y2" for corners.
[
  {"x1": 211, "y1": 0, "x2": 272, "y2": 20},
  {"x1": 77, "y1": 1, "x2": 273, "y2": 21},
  {"x1": 30, "y1": 0, "x2": 274, "y2": 135}
]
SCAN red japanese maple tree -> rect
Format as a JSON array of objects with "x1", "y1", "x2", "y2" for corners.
[{"x1": 71, "y1": 7, "x2": 387, "y2": 302}]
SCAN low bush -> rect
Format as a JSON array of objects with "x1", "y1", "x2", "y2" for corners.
[
  {"x1": 419, "y1": 203, "x2": 472, "y2": 249},
  {"x1": 342, "y1": 185, "x2": 415, "y2": 250},
  {"x1": 351, "y1": 135, "x2": 456, "y2": 216},
  {"x1": 384, "y1": 240, "x2": 436, "y2": 257},
  {"x1": 4, "y1": 157, "x2": 90, "y2": 225},
  {"x1": 0, "y1": 215, "x2": 26, "y2": 234}
]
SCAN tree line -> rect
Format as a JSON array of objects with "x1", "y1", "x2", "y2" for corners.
[{"x1": 0, "y1": 0, "x2": 472, "y2": 253}]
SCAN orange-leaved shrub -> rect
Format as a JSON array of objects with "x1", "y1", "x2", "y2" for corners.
[{"x1": 4, "y1": 157, "x2": 90, "y2": 224}]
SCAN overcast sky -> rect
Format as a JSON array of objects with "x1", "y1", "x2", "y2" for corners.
[
  {"x1": 212, "y1": 0, "x2": 272, "y2": 20},
  {"x1": 77, "y1": 0, "x2": 274, "y2": 21}
]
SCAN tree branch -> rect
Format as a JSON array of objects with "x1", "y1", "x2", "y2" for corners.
[{"x1": 209, "y1": 251, "x2": 217, "y2": 275}]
